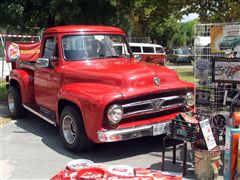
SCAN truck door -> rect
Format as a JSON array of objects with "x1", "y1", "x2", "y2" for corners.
[{"x1": 34, "y1": 36, "x2": 60, "y2": 112}]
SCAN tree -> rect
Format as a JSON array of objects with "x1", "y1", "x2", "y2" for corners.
[
  {"x1": 181, "y1": 0, "x2": 240, "y2": 23},
  {"x1": 170, "y1": 19, "x2": 198, "y2": 48},
  {"x1": 148, "y1": 15, "x2": 181, "y2": 46},
  {"x1": 114, "y1": 0, "x2": 185, "y2": 44},
  {"x1": 0, "y1": 0, "x2": 117, "y2": 28}
]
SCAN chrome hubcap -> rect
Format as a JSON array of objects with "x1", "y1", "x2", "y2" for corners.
[
  {"x1": 8, "y1": 93, "x2": 15, "y2": 113},
  {"x1": 62, "y1": 115, "x2": 76, "y2": 144}
]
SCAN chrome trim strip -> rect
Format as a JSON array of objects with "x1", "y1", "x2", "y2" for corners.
[
  {"x1": 122, "y1": 95, "x2": 185, "y2": 117},
  {"x1": 22, "y1": 104, "x2": 56, "y2": 126},
  {"x1": 97, "y1": 121, "x2": 170, "y2": 142},
  {"x1": 122, "y1": 95, "x2": 182, "y2": 108},
  {"x1": 162, "y1": 103, "x2": 185, "y2": 109},
  {"x1": 123, "y1": 104, "x2": 184, "y2": 116}
]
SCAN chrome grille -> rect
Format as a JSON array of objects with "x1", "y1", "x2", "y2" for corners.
[{"x1": 122, "y1": 95, "x2": 185, "y2": 117}]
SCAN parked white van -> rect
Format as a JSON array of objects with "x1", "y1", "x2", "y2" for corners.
[{"x1": 129, "y1": 43, "x2": 166, "y2": 66}]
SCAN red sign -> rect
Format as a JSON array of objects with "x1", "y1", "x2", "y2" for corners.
[{"x1": 6, "y1": 41, "x2": 41, "y2": 62}]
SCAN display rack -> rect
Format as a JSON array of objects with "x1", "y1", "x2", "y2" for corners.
[{"x1": 194, "y1": 22, "x2": 240, "y2": 116}]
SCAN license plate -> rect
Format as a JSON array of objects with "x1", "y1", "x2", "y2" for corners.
[{"x1": 153, "y1": 123, "x2": 169, "y2": 136}]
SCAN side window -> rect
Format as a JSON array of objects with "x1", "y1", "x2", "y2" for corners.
[
  {"x1": 43, "y1": 37, "x2": 58, "y2": 59},
  {"x1": 131, "y1": 46, "x2": 141, "y2": 53},
  {"x1": 156, "y1": 47, "x2": 164, "y2": 53},
  {"x1": 142, "y1": 47, "x2": 154, "y2": 53}
]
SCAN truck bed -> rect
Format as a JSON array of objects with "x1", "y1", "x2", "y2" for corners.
[{"x1": 16, "y1": 60, "x2": 36, "y2": 70}]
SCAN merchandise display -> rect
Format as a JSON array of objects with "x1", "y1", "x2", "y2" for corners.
[
  {"x1": 170, "y1": 112, "x2": 199, "y2": 143},
  {"x1": 212, "y1": 58, "x2": 240, "y2": 83},
  {"x1": 196, "y1": 90, "x2": 211, "y2": 106},
  {"x1": 51, "y1": 159, "x2": 182, "y2": 180},
  {"x1": 194, "y1": 22, "x2": 240, "y2": 179}
]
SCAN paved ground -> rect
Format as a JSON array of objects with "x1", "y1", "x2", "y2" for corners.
[{"x1": 0, "y1": 101, "x2": 224, "y2": 179}]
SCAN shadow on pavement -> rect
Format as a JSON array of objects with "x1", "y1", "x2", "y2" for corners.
[
  {"x1": 14, "y1": 115, "x2": 168, "y2": 162},
  {"x1": 1, "y1": 101, "x2": 213, "y2": 179}
]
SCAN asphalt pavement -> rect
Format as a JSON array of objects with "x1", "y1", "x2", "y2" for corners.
[{"x1": 0, "y1": 101, "x2": 224, "y2": 180}]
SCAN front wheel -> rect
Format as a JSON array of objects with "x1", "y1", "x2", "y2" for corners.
[
  {"x1": 7, "y1": 86, "x2": 26, "y2": 118},
  {"x1": 59, "y1": 106, "x2": 93, "y2": 152}
]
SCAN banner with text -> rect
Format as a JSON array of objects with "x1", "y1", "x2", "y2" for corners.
[{"x1": 6, "y1": 41, "x2": 41, "y2": 62}]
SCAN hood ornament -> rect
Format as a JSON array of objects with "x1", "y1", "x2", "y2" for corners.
[{"x1": 154, "y1": 77, "x2": 160, "y2": 86}]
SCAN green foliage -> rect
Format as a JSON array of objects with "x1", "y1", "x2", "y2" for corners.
[
  {"x1": 148, "y1": 15, "x2": 181, "y2": 46},
  {"x1": 175, "y1": 68, "x2": 194, "y2": 83},
  {"x1": 0, "y1": 0, "x2": 117, "y2": 28},
  {"x1": 0, "y1": 0, "x2": 239, "y2": 47},
  {"x1": 171, "y1": 19, "x2": 198, "y2": 47},
  {"x1": 181, "y1": 0, "x2": 240, "y2": 23},
  {"x1": 0, "y1": 82, "x2": 7, "y2": 101}
]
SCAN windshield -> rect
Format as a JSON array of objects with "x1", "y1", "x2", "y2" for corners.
[
  {"x1": 62, "y1": 35, "x2": 131, "y2": 60},
  {"x1": 223, "y1": 36, "x2": 240, "y2": 41},
  {"x1": 175, "y1": 49, "x2": 191, "y2": 55}
]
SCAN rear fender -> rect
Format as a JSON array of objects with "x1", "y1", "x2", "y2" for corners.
[
  {"x1": 9, "y1": 69, "x2": 35, "y2": 104},
  {"x1": 58, "y1": 83, "x2": 123, "y2": 142}
]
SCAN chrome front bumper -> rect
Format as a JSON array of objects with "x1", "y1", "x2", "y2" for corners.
[{"x1": 97, "y1": 121, "x2": 170, "y2": 142}]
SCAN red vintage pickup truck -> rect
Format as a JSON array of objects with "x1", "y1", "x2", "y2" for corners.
[{"x1": 6, "y1": 25, "x2": 194, "y2": 152}]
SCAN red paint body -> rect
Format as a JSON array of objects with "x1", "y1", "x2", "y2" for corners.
[
  {"x1": 140, "y1": 53, "x2": 166, "y2": 64},
  {"x1": 9, "y1": 26, "x2": 194, "y2": 143},
  {"x1": 129, "y1": 43, "x2": 166, "y2": 65}
]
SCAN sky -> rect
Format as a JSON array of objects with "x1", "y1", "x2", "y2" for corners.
[{"x1": 181, "y1": 13, "x2": 199, "y2": 22}]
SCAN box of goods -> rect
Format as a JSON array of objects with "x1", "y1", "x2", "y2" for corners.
[{"x1": 170, "y1": 112, "x2": 199, "y2": 142}]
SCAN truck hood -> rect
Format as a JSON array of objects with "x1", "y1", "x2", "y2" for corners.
[{"x1": 62, "y1": 58, "x2": 193, "y2": 97}]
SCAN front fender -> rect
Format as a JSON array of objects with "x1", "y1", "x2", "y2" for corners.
[
  {"x1": 58, "y1": 83, "x2": 123, "y2": 142},
  {"x1": 10, "y1": 69, "x2": 35, "y2": 104}
]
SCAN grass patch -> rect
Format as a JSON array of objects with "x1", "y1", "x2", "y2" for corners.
[
  {"x1": 0, "y1": 82, "x2": 7, "y2": 101},
  {"x1": 175, "y1": 68, "x2": 194, "y2": 83}
]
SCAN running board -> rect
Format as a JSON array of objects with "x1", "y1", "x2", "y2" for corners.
[{"x1": 22, "y1": 104, "x2": 57, "y2": 126}]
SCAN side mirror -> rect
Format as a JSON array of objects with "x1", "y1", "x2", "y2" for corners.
[
  {"x1": 134, "y1": 54, "x2": 142, "y2": 62},
  {"x1": 36, "y1": 58, "x2": 50, "y2": 68}
]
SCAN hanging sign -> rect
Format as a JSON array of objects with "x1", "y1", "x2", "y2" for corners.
[
  {"x1": 6, "y1": 41, "x2": 41, "y2": 62},
  {"x1": 199, "y1": 118, "x2": 217, "y2": 150},
  {"x1": 212, "y1": 57, "x2": 240, "y2": 83},
  {"x1": 211, "y1": 25, "x2": 240, "y2": 55}
]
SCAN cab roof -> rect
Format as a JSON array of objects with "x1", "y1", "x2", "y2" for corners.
[{"x1": 45, "y1": 25, "x2": 125, "y2": 34}]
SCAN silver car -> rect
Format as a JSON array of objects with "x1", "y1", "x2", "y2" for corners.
[{"x1": 167, "y1": 48, "x2": 193, "y2": 63}]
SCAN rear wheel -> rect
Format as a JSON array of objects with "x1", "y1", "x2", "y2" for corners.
[
  {"x1": 59, "y1": 106, "x2": 93, "y2": 152},
  {"x1": 7, "y1": 86, "x2": 26, "y2": 118}
]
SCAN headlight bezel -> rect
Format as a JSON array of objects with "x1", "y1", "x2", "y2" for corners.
[
  {"x1": 185, "y1": 92, "x2": 194, "y2": 108},
  {"x1": 107, "y1": 104, "x2": 123, "y2": 124}
]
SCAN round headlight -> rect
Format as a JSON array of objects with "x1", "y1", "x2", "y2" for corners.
[
  {"x1": 107, "y1": 104, "x2": 123, "y2": 124},
  {"x1": 185, "y1": 92, "x2": 194, "y2": 107}
]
